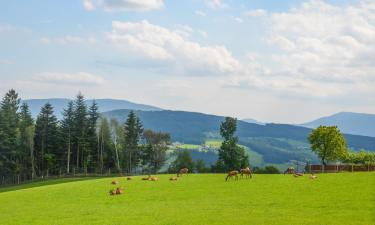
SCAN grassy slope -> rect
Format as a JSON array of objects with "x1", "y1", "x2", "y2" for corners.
[{"x1": 0, "y1": 173, "x2": 374, "y2": 225}]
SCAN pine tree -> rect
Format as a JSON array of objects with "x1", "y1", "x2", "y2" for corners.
[
  {"x1": 72, "y1": 93, "x2": 88, "y2": 172},
  {"x1": 61, "y1": 101, "x2": 74, "y2": 174},
  {"x1": 98, "y1": 118, "x2": 113, "y2": 173},
  {"x1": 34, "y1": 103, "x2": 60, "y2": 177},
  {"x1": 0, "y1": 89, "x2": 20, "y2": 177},
  {"x1": 18, "y1": 103, "x2": 34, "y2": 176},
  {"x1": 123, "y1": 111, "x2": 143, "y2": 175},
  {"x1": 87, "y1": 100, "x2": 99, "y2": 171}
]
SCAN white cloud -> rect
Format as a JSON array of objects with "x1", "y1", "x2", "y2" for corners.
[
  {"x1": 107, "y1": 20, "x2": 240, "y2": 74},
  {"x1": 83, "y1": 0, "x2": 164, "y2": 11},
  {"x1": 40, "y1": 35, "x2": 96, "y2": 45},
  {"x1": 34, "y1": 72, "x2": 104, "y2": 85},
  {"x1": 232, "y1": 16, "x2": 243, "y2": 23},
  {"x1": 194, "y1": 10, "x2": 206, "y2": 17},
  {"x1": 245, "y1": 9, "x2": 267, "y2": 17},
  {"x1": 205, "y1": 0, "x2": 227, "y2": 10}
]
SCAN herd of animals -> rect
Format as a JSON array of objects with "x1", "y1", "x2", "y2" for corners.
[{"x1": 109, "y1": 167, "x2": 317, "y2": 196}]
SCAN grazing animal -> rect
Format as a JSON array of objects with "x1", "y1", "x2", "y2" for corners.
[
  {"x1": 169, "y1": 176, "x2": 178, "y2": 181},
  {"x1": 310, "y1": 174, "x2": 317, "y2": 179},
  {"x1": 240, "y1": 167, "x2": 252, "y2": 179},
  {"x1": 111, "y1": 180, "x2": 119, "y2": 185},
  {"x1": 178, "y1": 168, "x2": 189, "y2": 177},
  {"x1": 225, "y1": 170, "x2": 239, "y2": 181},
  {"x1": 127, "y1": 177, "x2": 132, "y2": 181},
  {"x1": 284, "y1": 167, "x2": 295, "y2": 174}
]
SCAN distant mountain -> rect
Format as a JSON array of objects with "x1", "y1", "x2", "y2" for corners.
[
  {"x1": 241, "y1": 118, "x2": 265, "y2": 125},
  {"x1": 301, "y1": 112, "x2": 375, "y2": 137},
  {"x1": 23, "y1": 98, "x2": 162, "y2": 118},
  {"x1": 103, "y1": 109, "x2": 375, "y2": 166}
]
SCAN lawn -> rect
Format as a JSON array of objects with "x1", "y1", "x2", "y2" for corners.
[{"x1": 0, "y1": 173, "x2": 374, "y2": 225}]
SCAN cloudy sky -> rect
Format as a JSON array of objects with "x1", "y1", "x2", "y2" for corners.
[{"x1": 0, "y1": 0, "x2": 374, "y2": 123}]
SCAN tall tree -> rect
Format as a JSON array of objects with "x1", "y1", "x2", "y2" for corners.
[
  {"x1": 308, "y1": 125, "x2": 348, "y2": 165},
  {"x1": 169, "y1": 149, "x2": 194, "y2": 173},
  {"x1": 141, "y1": 129, "x2": 171, "y2": 174},
  {"x1": 110, "y1": 118, "x2": 123, "y2": 173},
  {"x1": 0, "y1": 89, "x2": 20, "y2": 177},
  {"x1": 216, "y1": 117, "x2": 249, "y2": 171},
  {"x1": 61, "y1": 101, "x2": 74, "y2": 173},
  {"x1": 34, "y1": 103, "x2": 60, "y2": 176},
  {"x1": 72, "y1": 93, "x2": 88, "y2": 172},
  {"x1": 18, "y1": 103, "x2": 34, "y2": 176},
  {"x1": 123, "y1": 111, "x2": 143, "y2": 175},
  {"x1": 87, "y1": 100, "x2": 99, "y2": 171},
  {"x1": 98, "y1": 118, "x2": 113, "y2": 173}
]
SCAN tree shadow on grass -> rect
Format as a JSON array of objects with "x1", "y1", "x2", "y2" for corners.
[{"x1": 0, "y1": 177, "x2": 109, "y2": 193}]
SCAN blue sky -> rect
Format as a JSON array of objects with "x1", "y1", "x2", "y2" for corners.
[{"x1": 0, "y1": 0, "x2": 374, "y2": 123}]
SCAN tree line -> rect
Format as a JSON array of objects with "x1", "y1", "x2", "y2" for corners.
[{"x1": 0, "y1": 89, "x2": 171, "y2": 181}]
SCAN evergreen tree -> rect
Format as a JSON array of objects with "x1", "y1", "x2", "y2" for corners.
[
  {"x1": 216, "y1": 117, "x2": 249, "y2": 171},
  {"x1": 123, "y1": 111, "x2": 143, "y2": 175},
  {"x1": 98, "y1": 118, "x2": 113, "y2": 173},
  {"x1": 34, "y1": 103, "x2": 60, "y2": 176},
  {"x1": 87, "y1": 100, "x2": 99, "y2": 171},
  {"x1": 0, "y1": 89, "x2": 20, "y2": 177},
  {"x1": 61, "y1": 101, "x2": 74, "y2": 173},
  {"x1": 18, "y1": 103, "x2": 34, "y2": 176},
  {"x1": 72, "y1": 93, "x2": 88, "y2": 172}
]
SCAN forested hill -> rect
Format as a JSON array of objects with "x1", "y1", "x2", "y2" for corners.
[
  {"x1": 23, "y1": 98, "x2": 162, "y2": 118},
  {"x1": 103, "y1": 109, "x2": 375, "y2": 152}
]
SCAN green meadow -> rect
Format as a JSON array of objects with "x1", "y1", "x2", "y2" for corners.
[{"x1": 0, "y1": 173, "x2": 374, "y2": 225}]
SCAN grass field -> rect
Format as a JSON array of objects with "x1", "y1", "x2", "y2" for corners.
[{"x1": 0, "y1": 173, "x2": 374, "y2": 225}]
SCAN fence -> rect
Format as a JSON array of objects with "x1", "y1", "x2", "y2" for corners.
[{"x1": 309, "y1": 164, "x2": 375, "y2": 173}]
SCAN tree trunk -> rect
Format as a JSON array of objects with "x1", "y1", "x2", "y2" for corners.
[
  {"x1": 67, "y1": 132, "x2": 71, "y2": 174},
  {"x1": 76, "y1": 144, "x2": 80, "y2": 170}
]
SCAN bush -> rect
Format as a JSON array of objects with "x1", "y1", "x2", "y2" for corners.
[{"x1": 253, "y1": 165, "x2": 280, "y2": 174}]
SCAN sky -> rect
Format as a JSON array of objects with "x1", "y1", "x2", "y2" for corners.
[{"x1": 0, "y1": 0, "x2": 374, "y2": 124}]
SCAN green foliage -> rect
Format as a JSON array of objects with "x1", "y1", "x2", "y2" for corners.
[
  {"x1": 254, "y1": 165, "x2": 280, "y2": 174},
  {"x1": 342, "y1": 150, "x2": 375, "y2": 165},
  {"x1": 308, "y1": 126, "x2": 348, "y2": 165},
  {"x1": 216, "y1": 117, "x2": 249, "y2": 171},
  {"x1": 123, "y1": 111, "x2": 143, "y2": 174},
  {"x1": 169, "y1": 149, "x2": 194, "y2": 173}
]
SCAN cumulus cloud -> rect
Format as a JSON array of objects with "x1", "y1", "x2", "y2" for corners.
[
  {"x1": 83, "y1": 0, "x2": 164, "y2": 11},
  {"x1": 40, "y1": 35, "x2": 96, "y2": 44},
  {"x1": 205, "y1": 0, "x2": 227, "y2": 10},
  {"x1": 107, "y1": 20, "x2": 240, "y2": 74},
  {"x1": 34, "y1": 72, "x2": 104, "y2": 85}
]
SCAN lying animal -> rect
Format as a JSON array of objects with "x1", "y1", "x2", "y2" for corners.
[
  {"x1": 127, "y1": 177, "x2": 132, "y2": 181},
  {"x1": 293, "y1": 172, "x2": 303, "y2": 177},
  {"x1": 310, "y1": 174, "x2": 317, "y2": 179},
  {"x1": 142, "y1": 175, "x2": 151, "y2": 181},
  {"x1": 225, "y1": 170, "x2": 239, "y2": 181},
  {"x1": 169, "y1": 176, "x2": 178, "y2": 181},
  {"x1": 116, "y1": 187, "x2": 124, "y2": 194},
  {"x1": 111, "y1": 180, "x2": 119, "y2": 185},
  {"x1": 150, "y1": 177, "x2": 159, "y2": 181}
]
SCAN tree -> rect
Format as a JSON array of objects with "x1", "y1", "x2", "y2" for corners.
[
  {"x1": 308, "y1": 126, "x2": 348, "y2": 166},
  {"x1": 87, "y1": 100, "x2": 99, "y2": 170},
  {"x1": 110, "y1": 118, "x2": 123, "y2": 173},
  {"x1": 195, "y1": 159, "x2": 208, "y2": 173},
  {"x1": 34, "y1": 103, "x2": 60, "y2": 176},
  {"x1": 98, "y1": 118, "x2": 113, "y2": 173},
  {"x1": 141, "y1": 129, "x2": 171, "y2": 174},
  {"x1": 123, "y1": 111, "x2": 143, "y2": 175},
  {"x1": 0, "y1": 89, "x2": 20, "y2": 177},
  {"x1": 18, "y1": 103, "x2": 34, "y2": 176},
  {"x1": 61, "y1": 101, "x2": 74, "y2": 174},
  {"x1": 216, "y1": 117, "x2": 249, "y2": 171},
  {"x1": 72, "y1": 93, "x2": 88, "y2": 172},
  {"x1": 169, "y1": 149, "x2": 194, "y2": 173}
]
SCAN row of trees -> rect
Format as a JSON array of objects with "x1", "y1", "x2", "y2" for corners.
[
  {"x1": 0, "y1": 90, "x2": 171, "y2": 181},
  {"x1": 308, "y1": 125, "x2": 375, "y2": 165}
]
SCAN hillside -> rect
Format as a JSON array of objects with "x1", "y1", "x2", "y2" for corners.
[
  {"x1": 103, "y1": 109, "x2": 375, "y2": 166},
  {"x1": 1, "y1": 174, "x2": 374, "y2": 225},
  {"x1": 23, "y1": 98, "x2": 162, "y2": 118},
  {"x1": 301, "y1": 112, "x2": 375, "y2": 137}
]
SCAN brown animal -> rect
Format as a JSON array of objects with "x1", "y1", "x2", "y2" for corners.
[
  {"x1": 109, "y1": 189, "x2": 117, "y2": 195},
  {"x1": 284, "y1": 167, "x2": 295, "y2": 174},
  {"x1": 127, "y1": 177, "x2": 132, "y2": 181},
  {"x1": 169, "y1": 176, "x2": 178, "y2": 181},
  {"x1": 310, "y1": 174, "x2": 317, "y2": 179},
  {"x1": 293, "y1": 172, "x2": 303, "y2": 177},
  {"x1": 116, "y1": 187, "x2": 124, "y2": 194},
  {"x1": 111, "y1": 180, "x2": 119, "y2": 185},
  {"x1": 150, "y1": 177, "x2": 159, "y2": 181},
  {"x1": 178, "y1": 168, "x2": 189, "y2": 177},
  {"x1": 225, "y1": 170, "x2": 239, "y2": 181},
  {"x1": 240, "y1": 167, "x2": 252, "y2": 179},
  {"x1": 142, "y1": 175, "x2": 151, "y2": 181}
]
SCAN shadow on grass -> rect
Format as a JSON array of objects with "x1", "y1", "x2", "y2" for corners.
[{"x1": 0, "y1": 177, "x2": 109, "y2": 193}]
